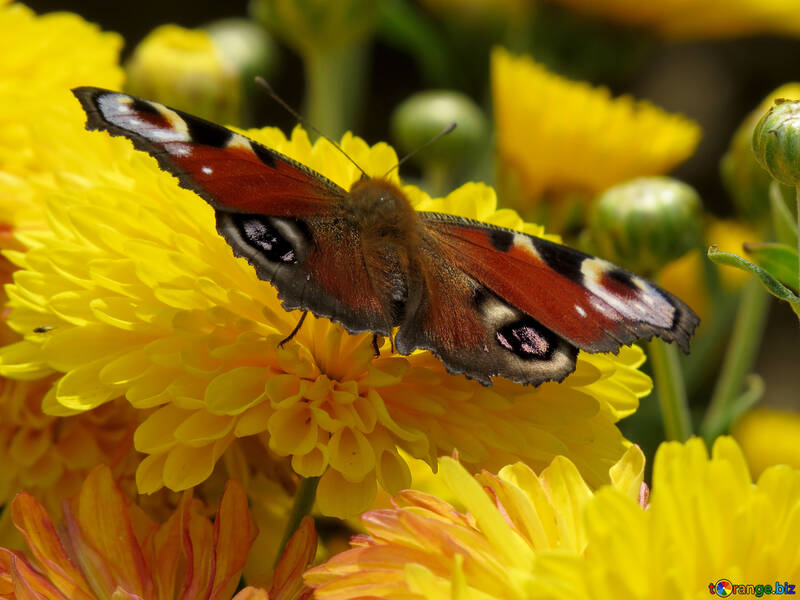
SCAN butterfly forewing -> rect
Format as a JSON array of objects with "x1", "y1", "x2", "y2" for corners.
[
  {"x1": 418, "y1": 212, "x2": 698, "y2": 353},
  {"x1": 72, "y1": 87, "x2": 396, "y2": 336}
]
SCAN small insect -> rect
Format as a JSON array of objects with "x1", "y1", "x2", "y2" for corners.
[
  {"x1": 72, "y1": 87, "x2": 699, "y2": 386},
  {"x1": 33, "y1": 326, "x2": 53, "y2": 333}
]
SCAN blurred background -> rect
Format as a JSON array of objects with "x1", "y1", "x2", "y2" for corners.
[{"x1": 22, "y1": 0, "x2": 800, "y2": 466}]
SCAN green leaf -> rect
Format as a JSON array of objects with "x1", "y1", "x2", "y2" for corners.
[
  {"x1": 769, "y1": 181, "x2": 798, "y2": 247},
  {"x1": 707, "y1": 245, "x2": 800, "y2": 318},
  {"x1": 743, "y1": 242, "x2": 799, "y2": 292}
]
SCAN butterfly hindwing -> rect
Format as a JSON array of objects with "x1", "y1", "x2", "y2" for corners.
[{"x1": 394, "y1": 241, "x2": 579, "y2": 385}]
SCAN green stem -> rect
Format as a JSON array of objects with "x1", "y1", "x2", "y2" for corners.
[
  {"x1": 796, "y1": 185, "x2": 799, "y2": 287},
  {"x1": 701, "y1": 278, "x2": 770, "y2": 441},
  {"x1": 274, "y1": 476, "x2": 319, "y2": 567},
  {"x1": 648, "y1": 338, "x2": 693, "y2": 441},
  {"x1": 304, "y1": 42, "x2": 367, "y2": 140}
]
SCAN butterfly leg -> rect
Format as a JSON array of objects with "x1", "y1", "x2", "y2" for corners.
[
  {"x1": 279, "y1": 311, "x2": 308, "y2": 348},
  {"x1": 371, "y1": 333, "x2": 381, "y2": 357}
]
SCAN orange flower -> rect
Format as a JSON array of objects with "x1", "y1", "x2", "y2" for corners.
[{"x1": 0, "y1": 465, "x2": 259, "y2": 600}]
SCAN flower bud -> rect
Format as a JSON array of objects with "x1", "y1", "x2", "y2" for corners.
[
  {"x1": 205, "y1": 18, "x2": 277, "y2": 84},
  {"x1": 753, "y1": 98, "x2": 800, "y2": 187},
  {"x1": 588, "y1": 177, "x2": 702, "y2": 275},
  {"x1": 721, "y1": 84, "x2": 800, "y2": 223},
  {"x1": 125, "y1": 24, "x2": 241, "y2": 125},
  {"x1": 391, "y1": 91, "x2": 487, "y2": 191}
]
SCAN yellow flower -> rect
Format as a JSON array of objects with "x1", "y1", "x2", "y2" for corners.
[
  {"x1": 126, "y1": 24, "x2": 242, "y2": 125},
  {"x1": 0, "y1": 1, "x2": 122, "y2": 187},
  {"x1": 0, "y1": 3, "x2": 143, "y2": 542},
  {"x1": 544, "y1": 0, "x2": 800, "y2": 39},
  {"x1": 532, "y1": 437, "x2": 800, "y2": 598},
  {"x1": 0, "y1": 87, "x2": 652, "y2": 518},
  {"x1": 733, "y1": 408, "x2": 800, "y2": 477},
  {"x1": 0, "y1": 465, "x2": 263, "y2": 600},
  {"x1": 307, "y1": 438, "x2": 800, "y2": 599},
  {"x1": 492, "y1": 48, "x2": 700, "y2": 216},
  {"x1": 305, "y1": 446, "x2": 646, "y2": 599}
]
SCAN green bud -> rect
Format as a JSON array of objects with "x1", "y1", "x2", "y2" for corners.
[
  {"x1": 391, "y1": 91, "x2": 488, "y2": 196},
  {"x1": 391, "y1": 91, "x2": 487, "y2": 168},
  {"x1": 753, "y1": 98, "x2": 800, "y2": 187},
  {"x1": 588, "y1": 177, "x2": 703, "y2": 275},
  {"x1": 721, "y1": 84, "x2": 800, "y2": 223},
  {"x1": 125, "y1": 25, "x2": 241, "y2": 125}
]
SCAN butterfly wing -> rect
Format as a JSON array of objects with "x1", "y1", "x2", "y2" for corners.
[
  {"x1": 394, "y1": 212, "x2": 699, "y2": 385},
  {"x1": 72, "y1": 87, "x2": 394, "y2": 334}
]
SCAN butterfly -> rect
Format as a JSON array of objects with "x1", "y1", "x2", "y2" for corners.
[{"x1": 72, "y1": 87, "x2": 699, "y2": 386}]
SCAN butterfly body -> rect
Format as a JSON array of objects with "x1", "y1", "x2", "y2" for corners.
[{"x1": 73, "y1": 87, "x2": 699, "y2": 386}]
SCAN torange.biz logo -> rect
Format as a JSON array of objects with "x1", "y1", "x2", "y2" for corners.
[{"x1": 709, "y1": 579, "x2": 796, "y2": 597}]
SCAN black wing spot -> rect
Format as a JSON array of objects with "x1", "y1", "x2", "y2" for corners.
[
  {"x1": 251, "y1": 142, "x2": 278, "y2": 169},
  {"x1": 488, "y1": 228, "x2": 515, "y2": 252},
  {"x1": 496, "y1": 318, "x2": 559, "y2": 360},
  {"x1": 181, "y1": 111, "x2": 233, "y2": 148},
  {"x1": 532, "y1": 237, "x2": 590, "y2": 285},
  {"x1": 232, "y1": 215, "x2": 297, "y2": 264},
  {"x1": 130, "y1": 98, "x2": 161, "y2": 117},
  {"x1": 607, "y1": 268, "x2": 635, "y2": 287}
]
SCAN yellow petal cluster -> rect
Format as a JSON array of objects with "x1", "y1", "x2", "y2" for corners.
[
  {"x1": 0, "y1": 2, "x2": 139, "y2": 537},
  {"x1": 308, "y1": 438, "x2": 800, "y2": 599},
  {"x1": 532, "y1": 437, "x2": 800, "y2": 599},
  {"x1": 544, "y1": 0, "x2": 800, "y2": 39},
  {"x1": 0, "y1": 93, "x2": 653, "y2": 517},
  {"x1": 306, "y1": 446, "x2": 645, "y2": 599},
  {"x1": 0, "y1": 1, "x2": 122, "y2": 194},
  {"x1": 492, "y1": 48, "x2": 700, "y2": 211}
]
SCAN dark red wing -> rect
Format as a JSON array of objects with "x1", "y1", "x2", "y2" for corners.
[
  {"x1": 73, "y1": 87, "x2": 395, "y2": 335},
  {"x1": 418, "y1": 212, "x2": 699, "y2": 354},
  {"x1": 72, "y1": 87, "x2": 346, "y2": 216}
]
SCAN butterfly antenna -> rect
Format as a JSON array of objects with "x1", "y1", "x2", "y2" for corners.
[
  {"x1": 255, "y1": 76, "x2": 367, "y2": 177},
  {"x1": 384, "y1": 122, "x2": 457, "y2": 178}
]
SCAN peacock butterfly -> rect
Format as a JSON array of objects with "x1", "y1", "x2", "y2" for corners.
[{"x1": 72, "y1": 87, "x2": 699, "y2": 386}]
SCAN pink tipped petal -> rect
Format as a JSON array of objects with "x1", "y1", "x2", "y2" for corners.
[
  {"x1": 10, "y1": 554, "x2": 71, "y2": 600},
  {"x1": 73, "y1": 466, "x2": 153, "y2": 598},
  {"x1": 269, "y1": 517, "x2": 317, "y2": 600},
  {"x1": 10, "y1": 493, "x2": 94, "y2": 600},
  {"x1": 177, "y1": 491, "x2": 215, "y2": 600},
  {"x1": 148, "y1": 494, "x2": 186, "y2": 600},
  {"x1": 208, "y1": 480, "x2": 257, "y2": 600}
]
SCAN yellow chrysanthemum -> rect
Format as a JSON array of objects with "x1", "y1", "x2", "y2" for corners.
[
  {"x1": 305, "y1": 446, "x2": 646, "y2": 599},
  {"x1": 0, "y1": 2, "x2": 142, "y2": 542},
  {"x1": 543, "y1": 0, "x2": 800, "y2": 39},
  {"x1": 531, "y1": 437, "x2": 800, "y2": 599},
  {"x1": 0, "y1": 88, "x2": 652, "y2": 517},
  {"x1": 492, "y1": 48, "x2": 700, "y2": 214},
  {"x1": 733, "y1": 408, "x2": 800, "y2": 477},
  {"x1": 0, "y1": 1, "x2": 122, "y2": 185},
  {"x1": 307, "y1": 437, "x2": 800, "y2": 599}
]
